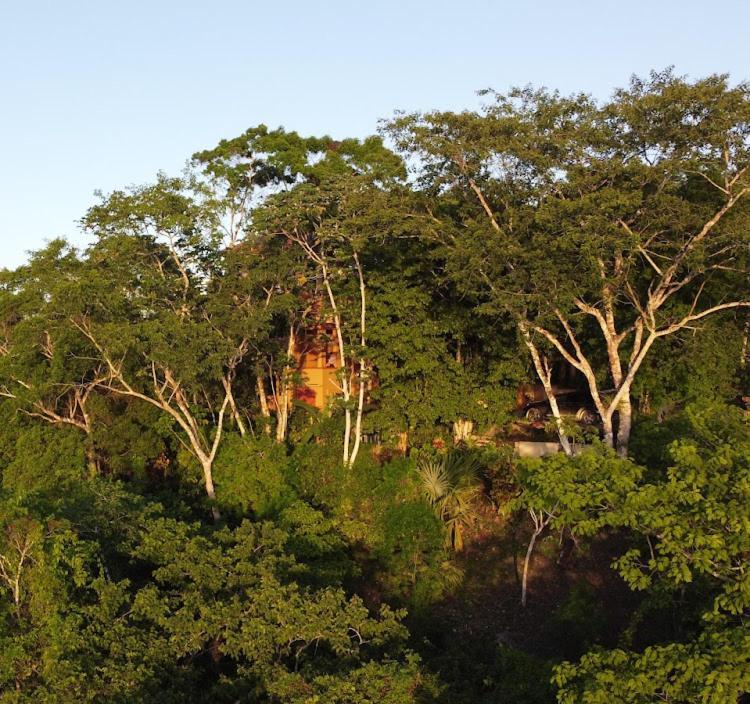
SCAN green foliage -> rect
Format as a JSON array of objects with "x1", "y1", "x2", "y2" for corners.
[
  {"x1": 548, "y1": 583, "x2": 609, "y2": 660},
  {"x1": 2, "y1": 424, "x2": 86, "y2": 497},
  {"x1": 290, "y1": 417, "x2": 349, "y2": 509},
  {"x1": 512, "y1": 403, "x2": 750, "y2": 703},
  {"x1": 374, "y1": 499, "x2": 448, "y2": 607},
  {"x1": 416, "y1": 450, "x2": 483, "y2": 551},
  {"x1": 554, "y1": 627, "x2": 750, "y2": 704},
  {"x1": 2, "y1": 71, "x2": 750, "y2": 702},
  {"x1": 214, "y1": 433, "x2": 295, "y2": 518},
  {"x1": 88, "y1": 398, "x2": 167, "y2": 479},
  {"x1": 414, "y1": 627, "x2": 555, "y2": 704},
  {"x1": 0, "y1": 489, "x2": 422, "y2": 703},
  {"x1": 509, "y1": 447, "x2": 644, "y2": 537},
  {"x1": 633, "y1": 318, "x2": 746, "y2": 414}
]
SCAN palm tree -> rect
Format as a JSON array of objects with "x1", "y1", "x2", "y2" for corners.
[{"x1": 417, "y1": 451, "x2": 482, "y2": 551}]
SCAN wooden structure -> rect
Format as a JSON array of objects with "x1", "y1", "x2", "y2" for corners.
[{"x1": 293, "y1": 322, "x2": 342, "y2": 410}]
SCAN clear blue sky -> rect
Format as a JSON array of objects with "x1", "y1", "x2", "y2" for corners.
[{"x1": 2, "y1": 0, "x2": 749, "y2": 269}]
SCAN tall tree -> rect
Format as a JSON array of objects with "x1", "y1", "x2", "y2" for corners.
[
  {"x1": 255, "y1": 134, "x2": 407, "y2": 466},
  {"x1": 77, "y1": 178, "x2": 251, "y2": 517},
  {"x1": 388, "y1": 70, "x2": 750, "y2": 455}
]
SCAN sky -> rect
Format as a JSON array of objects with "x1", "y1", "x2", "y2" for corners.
[{"x1": 1, "y1": 0, "x2": 749, "y2": 269}]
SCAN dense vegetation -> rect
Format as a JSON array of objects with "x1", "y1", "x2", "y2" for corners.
[{"x1": 1, "y1": 70, "x2": 749, "y2": 702}]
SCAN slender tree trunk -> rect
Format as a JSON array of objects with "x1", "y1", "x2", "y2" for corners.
[
  {"x1": 85, "y1": 442, "x2": 98, "y2": 478},
  {"x1": 349, "y1": 360, "x2": 366, "y2": 467},
  {"x1": 224, "y1": 379, "x2": 246, "y2": 437},
  {"x1": 275, "y1": 324, "x2": 296, "y2": 444},
  {"x1": 397, "y1": 431, "x2": 408, "y2": 454},
  {"x1": 348, "y1": 252, "x2": 367, "y2": 468},
  {"x1": 453, "y1": 419, "x2": 474, "y2": 443},
  {"x1": 200, "y1": 457, "x2": 221, "y2": 522},
  {"x1": 321, "y1": 263, "x2": 352, "y2": 466},
  {"x1": 546, "y1": 388, "x2": 573, "y2": 455},
  {"x1": 640, "y1": 390, "x2": 651, "y2": 416},
  {"x1": 342, "y1": 403, "x2": 352, "y2": 466},
  {"x1": 519, "y1": 322, "x2": 572, "y2": 456},
  {"x1": 521, "y1": 525, "x2": 542, "y2": 607},
  {"x1": 274, "y1": 389, "x2": 288, "y2": 443},
  {"x1": 256, "y1": 376, "x2": 271, "y2": 435}
]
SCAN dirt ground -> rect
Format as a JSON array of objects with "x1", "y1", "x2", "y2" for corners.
[{"x1": 427, "y1": 500, "x2": 637, "y2": 658}]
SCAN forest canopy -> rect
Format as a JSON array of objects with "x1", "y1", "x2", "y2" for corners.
[{"x1": 1, "y1": 69, "x2": 749, "y2": 703}]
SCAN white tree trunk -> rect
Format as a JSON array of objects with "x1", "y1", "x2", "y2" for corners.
[
  {"x1": 349, "y1": 360, "x2": 366, "y2": 467},
  {"x1": 348, "y1": 252, "x2": 367, "y2": 468},
  {"x1": 223, "y1": 379, "x2": 246, "y2": 437},
  {"x1": 453, "y1": 419, "x2": 474, "y2": 443},
  {"x1": 256, "y1": 376, "x2": 271, "y2": 435},
  {"x1": 521, "y1": 525, "x2": 542, "y2": 607},
  {"x1": 519, "y1": 322, "x2": 572, "y2": 456},
  {"x1": 322, "y1": 263, "x2": 352, "y2": 467},
  {"x1": 615, "y1": 391, "x2": 632, "y2": 458},
  {"x1": 275, "y1": 324, "x2": 296, "y2": 444},
  {"x1": 200, "y1": 457, "x2": 221, "y2": 522}
]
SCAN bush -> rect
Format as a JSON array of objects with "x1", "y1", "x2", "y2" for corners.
[{"x1": 374, "y1": 500, "x2": 448, "y2": 607}]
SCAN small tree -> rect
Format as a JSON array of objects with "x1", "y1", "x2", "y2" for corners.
[
  {"x1": 417, "y1": 451, "x2": 482, "y2": 551},
  {"x1": 508, "y1": 448, "x2": 642, "y2": 606},
  {"x1": 255, "y1": 134, "x2": 406, "y2": 466}
]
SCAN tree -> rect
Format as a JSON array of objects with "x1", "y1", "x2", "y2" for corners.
[
  {"x1": 417, "y1": 451, "x2": 482, "y2": 552},
  {"x1": 388, "y1": 70, "x2": 750, "y2": 455},
  {"x1": 77, "y1": 179, "x2": 252, "y2": 518},
  {"x1": 508, "y1": 448, "x2": 642, "y2": 606},
  {"x1": 552, "y1": 403, "x2": 750, "y2": 702},
  {"x1": 255, "y1": 133, "x2": 407, "y2": 466},
  {"x1": 127, "y1": 505, "x2": 421, "y2": 703},
  {"x1": 0, "y1": 241, "x2": 107, "y2": 475},
  {"x1": 191, "y1": 127, "x2": 330, "y2": 441}
]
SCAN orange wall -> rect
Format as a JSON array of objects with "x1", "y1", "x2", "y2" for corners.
[{"x1": 294, "y1": 328, "x2": 341, "y2": 409}]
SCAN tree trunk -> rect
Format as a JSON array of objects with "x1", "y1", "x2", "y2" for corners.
[
  {"x1": 201, "y1": 458, "x2": 221, "y2": 522},
  {"x1": 342, "y1": 394, "x2": 352, "y2": 466},
  {"x1": 546, "y1": 391, "x2": 573, "y2": 456},
  {"x1": 275, "y1": 325, "x2": 296, "y2": 444},
  {"x1": 453, "y1": 419, "x2": 474, "y2": 444},
  {"x1": 224, "y1": 380, "x2": 246, "y2": 437},
  {"x1": 85, "y1": 442, "x2": 99, "y2": 478},
  {"x1": 519, "y1": 321, "x2": 573, "y2": 456},
  {"x1": 275, "y1": 387, "x2": 289, "y2": 443},
  {"x1": 397, "y1": 431, "x2": 408, "y2": 454},
  {"x1": 321, "y1": 263, "x2": 352, "y2": 466},
  {"x1": 349, "y1": 360, "x2": 366, "y2": 467},
  {"x1": 348, "y1": 252, "x2": 367, "y2": 468},
  {"x1": 521, "y1": 526, "x2": 542, "y2": 607},
  {"x1": 256, "y1": 376, "x2": 271, "y2": 435},
  {"x1": 615, "y1": 392, "x2": 632, "y2": 458}
]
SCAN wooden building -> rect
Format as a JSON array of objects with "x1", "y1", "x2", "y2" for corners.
[{"x1": 293, "y1": 321, "x2": 342, "y2": 410}]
